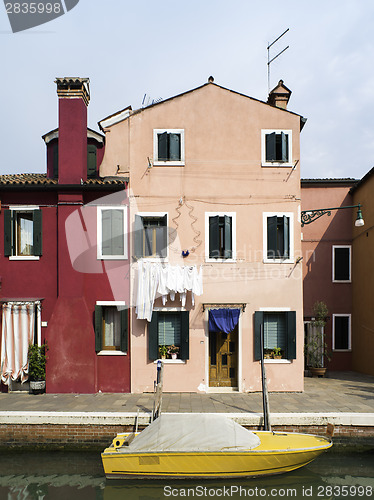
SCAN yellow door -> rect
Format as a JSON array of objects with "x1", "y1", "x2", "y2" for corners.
[{"x1": 209, "y1": 325, "x2": 238, "y2": 387}]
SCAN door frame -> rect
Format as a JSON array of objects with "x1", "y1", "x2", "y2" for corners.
[{"x1": 204, "y1": 308, "x2": 242, "y2": 392}]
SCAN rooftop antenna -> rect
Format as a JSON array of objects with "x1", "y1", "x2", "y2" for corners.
[{"x1": 267, "y1": 28, "x2": 289, "y2": 93}]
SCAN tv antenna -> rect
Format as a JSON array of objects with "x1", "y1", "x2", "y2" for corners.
[{"x1": 267, "y1": 28, "x2": 289, "y2": 93}]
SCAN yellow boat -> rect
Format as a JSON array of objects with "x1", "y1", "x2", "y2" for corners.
[{"x1": 101, "y1": 414, "x2": 332, "y2": 479}]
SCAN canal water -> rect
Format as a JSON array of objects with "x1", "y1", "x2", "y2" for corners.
[{"x1": 0, "y1": 450, "x2": 372, "y2": 499}]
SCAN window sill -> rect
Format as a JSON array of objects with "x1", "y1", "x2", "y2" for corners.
[
  {"x1": 9, "y1": 256, "x2": 40, "y2": 261},
  {"x1": 97, "y1": 351, "x2": 127, "y2": 356},
  {"x1": 332, "y1": 349, "x2": 352, "y2": 352},
  {"x1": 205, "y1": 258, "x2": 237, "y2": 263},
  {"x1": 97, "y1": 255, "x2": 128, "y2": 260},
  {"x1": 153, "y1": 359, "x2": 186, "y2": 364},
  {"x1": 262, "y1": 162, "x2": 293, "y2": 168},
  {"x1": 264, "y1": 359, "x2": 292, "y2": 364},
  {"x1": 332, "y1": 280, "x2": 352, "y2": 284},
  {"x1": 153, "y1": 161, "x2": 185, "y2": 167},
  {"x1": 263, "y1": 258, "x2": 294, "y2": 264},
  {"x1": 136, "y1": 257, "x2": 169, "y2": 262}
]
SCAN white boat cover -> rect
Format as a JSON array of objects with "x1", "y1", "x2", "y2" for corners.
[{"x1": 124, "y1": 414, "x2": 261, "y2": 452}]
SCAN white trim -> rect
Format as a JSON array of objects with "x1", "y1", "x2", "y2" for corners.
[
  {"x1": 153, "y1": 129, "x2": 185, "y2": 166},
  {"x1": 99, "y1": 109, "x2": 131, "y2": 129},
  {"x1": 8, "y1": 206, "x2": 41, "y2": 260},
  {"x1": 136, "y1": 212, "x2": 169, "y2": 261},
  {"x1": 259, "y1": 307, "x2": 291, "y2": 312},
  {"x1": 95, "y1": 300, "x2": 127, "y2": 354},
  {"x1": 96, "y1": 301, "x2": 126, "y2": 307},
  {"x1": 332, "y1": 313, "x2": 352, "y2": 351},
  {"x1": 9, "y1": 206, "x2": 40, "y2": 211},
  {"x1": 263, "y1": 212, "x2": 294, "y2": 264},
  {"x1": 264, "y1": 359, "x2": 292, "y2": 364},
  {"x1": 332, "y1": 245, "x2": 352, "y2": 283},
  {"x1": 97, "y1": 206, "x2": 128, "y2": 260},
  {"x1": 153, "y1": 359, "x2": 186, "y2": 364},
  {"x1": 9, "y1": 256, "x2": 40, "y2": 261},
  {"x1": 205, "y1": 212, "x2": 237, "y2": 262},
  {"x1": 261, "y1": 129, "x2": 293, "y2": 167},
  {"x1": 97, "y1": 351, "x2": 127, "y2": 356},
  {"x1": 153, "y1": 306, "x2": 187, "y2": 361}
]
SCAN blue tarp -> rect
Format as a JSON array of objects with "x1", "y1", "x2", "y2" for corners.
[{"x1": 208, "y1": 308, "x2": 240, "y2": 334}]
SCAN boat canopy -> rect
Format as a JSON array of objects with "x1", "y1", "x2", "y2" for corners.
[{"x1": 124, "y1": 414, "x2": 261, "y2": 452}]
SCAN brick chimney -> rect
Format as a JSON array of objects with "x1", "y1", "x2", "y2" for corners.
[
  {"x1": 267, "y1": 80, "x2": 291, "y2": 110},
  {"x1": 55, "y1": 77, "x2": 90, "y2": 184}
]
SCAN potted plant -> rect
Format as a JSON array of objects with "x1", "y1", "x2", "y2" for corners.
[
  {"x1": 28, "y1": 343, "x2": 48, "y2": 394},
  {"x1": 159, "y1": 345, "x2": 168, "y2": 359},
  {"x1": 168, "y1": 345, "x2": 179, "y2": 360},
  {"x1": 272, "y1": 347, "x2": 283, "y2": 359},
  {"x1": 305, "y1": 301, "x2": 330, "y2": 377},
  {"x1": 264, "y1": 349, "x2": 273, "y2": 359}
]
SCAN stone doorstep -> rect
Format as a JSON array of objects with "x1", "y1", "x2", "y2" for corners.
[{"x1": 0, "y1": 411, "x2": 373, "y2": 427}]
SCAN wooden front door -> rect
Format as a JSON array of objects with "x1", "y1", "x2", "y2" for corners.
[{"x1": 209, "y1": 325, "x2": 238, "y2": 387}]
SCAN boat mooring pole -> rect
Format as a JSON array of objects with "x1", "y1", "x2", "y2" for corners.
[{"x1": 260, "y1": 324, "x2": 271, "y2": 431}]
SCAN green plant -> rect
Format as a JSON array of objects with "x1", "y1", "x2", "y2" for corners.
[
  {"x1": 305, "y1": 301, "x2": 331, "y2": 369},
  {"x1": 159, "y1": 345, "x2": 168, "y2": 358},
  {"x1": 28, "y1": 343, "x2": 48, "y2": 381},
  {"x1": 168, "y1": 345, "x2": 179, "y2": 354},
  {"x1": 272, "y1": 347, "x2": 282, "y2": 358}
]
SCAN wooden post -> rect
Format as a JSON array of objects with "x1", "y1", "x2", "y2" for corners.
[
  {"x1": 152, "y1": 360, "x2": 164, "y2": 420},
  {"x1": 260, "y1": 324, "x2": 271, "y2": 431}
]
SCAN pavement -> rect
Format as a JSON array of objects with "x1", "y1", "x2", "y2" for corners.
[{"x1": 0, "y1": 371, "x2": 373, "y2": 415}]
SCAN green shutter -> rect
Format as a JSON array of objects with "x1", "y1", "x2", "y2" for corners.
[
  {"x1": 283, "y1": 215, "x2": 289, "y2": 259},
  {"x1": 169, "y1": 133, "x2": 181, "y2": 161},
  {"x1": 4, "y1": 210, "x2": 13, "y2": 257},
  {"x1": 209, "y1": 216, "x2": 219, "y2": 258},
  {"x1": 286, "y1": 311, "x2": 296, "y2": 360},
  {"x1": 94, "y1": 305, "x2": 103, "y2": 353},
  {"x1": 266, "y1": 132, "x2": 276, "y2": 161},
  {"x1": 267, "y1": 216, "x2": 277, "y2": 259},
  {"x1": 87, "y1": 144, "x2": 97, "y2": 178},
  {"x1": 158, "y1": 132, "x2": 168, "y2": 161},
  {"x1": 120, "y1": 308, "x2": 129, "y2": 352},
  {"x1": 254, "y1": 311, "x2": 263, "y2": 361},
  {"x1": 224, "y1": 215, "x2": 232, "y2": 259},
  {"x1": 180, "y1": 311, "x2": 189, "y2": 360},
  {"x1": 149, "y1": 311, "x2": 159, "y2": 361},
  {"x1": 134, "y1": 215, "x2": 144, "y2": 258},
  {"x1": 281, "y1": 132, "x2": 288, "y2": 162},
  {"x1": 33, "y1": 210, "x2": 43, "y2": 256},
  {"x1": 53, "y1": 142, "x2": 59, "y2": 179}
]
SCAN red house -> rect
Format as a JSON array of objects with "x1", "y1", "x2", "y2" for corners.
[{"x1": 0, "y1": 78, "x2": 130, "y2": 393}]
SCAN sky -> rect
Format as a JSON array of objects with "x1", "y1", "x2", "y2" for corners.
[{"x1": 1, "y1": 0, "x2": 373, "y2": 180}]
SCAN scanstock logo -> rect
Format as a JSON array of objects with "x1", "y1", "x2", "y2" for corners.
[{"x1": 4, "y1": 0, "x2": 79, "y2": 33}]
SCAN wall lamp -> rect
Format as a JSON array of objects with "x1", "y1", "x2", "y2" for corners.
[{"x1": 301, "y1": 204, "x2": 364, "y2": 227}]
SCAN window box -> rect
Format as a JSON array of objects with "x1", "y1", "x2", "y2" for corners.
[
  {"x1": 95, "y1": 302, "x2": 128, "y2": 353},
  {"x1": 153, "y1": 129, "x2": 185, "y2": 166},
  {"x1": 261, "y1": 130, "x2": 292, "y2": 167},
  {"x1": 205, "y1": 212, "x2": 236, "y2": 262},
  {"x1": 97, "y1": 206, "x2": 128, "y2": 260},
  {"x1": 134, "y1": 213, "x2": 168, "y2": 259},
  {"x1": 4, "y1": 207, "x2": 42, "y2": 259}
]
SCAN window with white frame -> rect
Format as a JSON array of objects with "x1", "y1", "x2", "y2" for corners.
[
  {"x1": 254, "y1": 310, "x2": 296, "y2": 360},
  {"x1": 333, "y1": 245, "x2": 351, "y2": 282},
  {"x1": 205, "y1": 212, "x2": 236, "y2": 261},
  {"x1": 4, "y1": 207, "x2": 42, "y2": 259},
  {"x1": 263, "y1": 212, "x2": 293, "y2": 262},
  {"x1": 148, "y1": 310, "x2": 189, "y2": 361},
  {"x1": 134, "y1": 213, "x2": 168, "y2": 259},
  {"x1": 153, "y1": 129, "x2": 185, "y2": 165},
  {"x1": 261, "y1": 130, "x2": 292, "y2": 166},
  {"x1": 333, "y1": 314, "x2": 351, "y2": 351},
  {"x1": 94, "y1": 302, "x2": 128, "y2": 353},
  {"x1": 97, "y1": 206, "x2": 127, "y2": 259}
]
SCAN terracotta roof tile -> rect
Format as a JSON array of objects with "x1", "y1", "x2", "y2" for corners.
[{"x1": 0, "y1": 173, "x2": 127, "y2": 186}]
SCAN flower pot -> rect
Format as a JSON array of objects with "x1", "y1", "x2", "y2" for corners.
[
  {"x1": 310, "y1": 367, "x2": 327, "y2": 378},
  {"x1": 171, "y1": 353, "x2": 177, "y2": 360},
  {"x1": 29, "y1": 380, "x2": 46, "y2": 394}
]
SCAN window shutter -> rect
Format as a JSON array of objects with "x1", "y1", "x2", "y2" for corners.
[
  {"x1": 156, "y1": 214, "x2": 168, "y2": 258},
  {"x1": 224, "y1": 215, "x2": 232, "y2": 259},
  {"x1": 180, "y1": 311, "x2": 189, "y2": 360},
  {"x1": 169, "y1": 133, "x2": 181, "y2": 161},
  {"x1": 283, "y1": 215, "x2": 289, "y2": 259},
  {"x1": 111, "y1": 209, "x2": 125, "y2": 256},
  {"x1": 158, "y1": 132, "x2": 168, "y2": 161},
  {"x1": 281, "y1": 132, "x2": 288, "y2": 162},
  {"x1": 134, "y1": 215, "x2": 144, "y2": 258},
  {"x1": 149, "y1": 311, "x2": 159, "y2": 361},
  {"x1": 267, "y1": 216, "x2": 277, "y2": 259},
  {"x1": 120, "y1": 308, "x2": 129, "y2": 352},
  {"x1": 94, "y1": 305, "x2": 103, "y2": 353},
  {"x1": 286, "y1": 311, "x2": 296, "y2": 359},
  {"x1": 254, "y1": 311, "x2": 263, "y2": 361},
  {"x1": 33, "y1": 210, "x2": 43, "y2": 256},
  {"x1": 101, "y1": 210, "x2": 112, "y2": 256},
  {"x1": 53, "y1": 142, "x2": 59, "y2": 179},
  {"x1": 265, "y1": 132, "x2": 276, "y2": 161},
  {"x1": 4, "y1": 210, "x2": 13, "y2": 257},
  {"x1": 87, "y1": 144, "x2": 97, "y2": 178},
  {"x1": 209, "y1": 216, "x2": 220, "y2": 258}
]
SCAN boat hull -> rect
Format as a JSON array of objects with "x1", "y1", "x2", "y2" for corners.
[{"x1": 102, "y1": 431, "x2": 332, "y2": 479}]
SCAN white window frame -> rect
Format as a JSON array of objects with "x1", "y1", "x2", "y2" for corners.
[
  {"x1": 8, "y1": 206, "x2": 40, "y2": 261},
  {"x1": 136, "y1": 212, "x2": 169, "y2": 262},
  {"x1": 261, "y1": 129, "x2": 293, "y2": 167},
  {"x1": 205, "y1": 212, "x2": 237, "y2": 263},
  {"x1": 153, "y1": 306, "x2": 186, "y2": 364},
  {"x1": 332, "y1": 313, "x2": 352, "y2": 351},
  {"x1": 263, "y1": 212, "x2": 294, "y2": 264},
  {"x1": 153, "y1": 129, "x2": 185, "y2": 166},
  {"x1": 97, "y1": 206, "x2": 128, "y2": 260},
  {"x1": 96, "y1": 300, "x2": 127, "y2": 356},
  {"x1": 332, "y1": 245, "x2": 351, "y2": 283},
  {"x1": 260, "y1": 307, "x2": 292, "y2": 363}
]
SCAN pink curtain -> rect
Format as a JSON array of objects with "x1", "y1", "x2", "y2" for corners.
[{"x1": 0, "y1": 302, "x2": 37, "y2": 385}]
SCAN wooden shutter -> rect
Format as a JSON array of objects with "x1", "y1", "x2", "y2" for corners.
[
  {"x1": 134, "y1": 215, "x2": 144, "y2": 258},
  {"x1": 111, "y1": 209, "x2": 125, "y2": 256},
  {"x1": 286, "y1": 311, "x2": 296, "y2": 359},
  {"x1": 180, "y1": 311, "x2": 189, "y2": 360},
  {"x1": 169, "y1": 133, "x2": 181, "y2": 161},
  {"x1": 283, "y1": 215, "x2": 289, "y2": 259},
  {"x1": 224, "y1": 215, "x2": 232, "y2": 259},
  {"x1": 149, "y1": 311, "x2": 159, "y2": 361},
  {"x1": 33, "y1": 210, "x2": 43, "y2": 256},
  {"x1": 94, "y1": 305, "x2": 103, "y2": 353},
  {"x1": 156, "y1": 214, "x2": 168, "y2": 258},
  {"x1": 158, "y1": 132, "x2": 168, "y2": 161},
  {"x1": 254, "y1": 311, "x2": 263, "y2": 361},
  {"x1": 4, "y1": 210, "x2": 13, "y2": 257},
  {"x1": 265, "y1": 132, "x2": 276, "y2": 161},
  {"x1": 281, "y1": 132, "x2": 288, "y2": 162},
  {"x1": 209, "y1": 216, "x2": 220, "y2": 258},
  {"x1": 53, "y1": 142, "x2": 59, "y2": 179},
  {"x1": 120, "y1": 309, "x2": 129, "y2": 352},
  {"x1": 267, "y1": 216, "x2": 277, "y2": 259},
  {"x1": 101, "y1": 209, "x2": 112, "y2": 256},
  {"x1": 87, "y1": 144, "x2": 97, "y2": 178}
]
